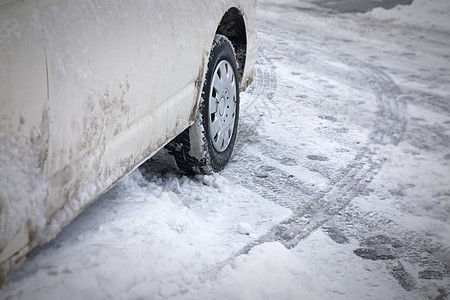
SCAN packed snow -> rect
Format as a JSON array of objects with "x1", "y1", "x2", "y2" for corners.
[
  {"x1": 1, "y1": 0, "x2": 449, "y2": 299},
  {"x1": 1, "y1": 169, "x2": 291, "y2": 299}
]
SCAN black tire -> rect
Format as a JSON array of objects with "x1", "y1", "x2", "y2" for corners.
[{"x1": 165, "y1": 34, "x2": 240, "y2": 174}]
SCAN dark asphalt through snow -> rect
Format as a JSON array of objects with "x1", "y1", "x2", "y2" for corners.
[{"x1": 306, "y1": 0, "x2": 413, "y2": 13}]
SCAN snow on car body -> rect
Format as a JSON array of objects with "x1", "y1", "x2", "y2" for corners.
[{"x1": 0, "y1": 0, "x2": 256, "y2": 283}]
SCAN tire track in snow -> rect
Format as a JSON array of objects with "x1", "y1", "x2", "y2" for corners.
[
  {"x1": 222, "y1": 16, "x2": 450, "y2": 296},
  {"x1": 223, "y1": 19, "x2": 408, "y2": 252}
]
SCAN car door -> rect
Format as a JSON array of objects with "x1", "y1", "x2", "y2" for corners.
[{"x1": 35, "y1": 0, "x2": 207, "y2": 220}]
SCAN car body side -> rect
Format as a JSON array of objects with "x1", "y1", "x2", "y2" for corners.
[{"x1": 0, "y1": 0, "x2": 257, "y2": 283}]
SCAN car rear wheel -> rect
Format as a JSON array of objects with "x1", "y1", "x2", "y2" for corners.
[{"x1": 165, "y1": 34, "x2": 240, "y2": 174}]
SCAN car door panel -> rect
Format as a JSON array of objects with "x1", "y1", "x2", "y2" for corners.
[{"x1": 35, "y1": 0, "x2": 204, "y2": 221}]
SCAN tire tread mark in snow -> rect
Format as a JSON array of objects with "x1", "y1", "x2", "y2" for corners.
[{"x1": 225, "y1": 20, "x2": 408, "y2": 254}]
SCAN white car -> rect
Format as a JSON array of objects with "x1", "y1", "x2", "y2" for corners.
[{"x1": 0, "y1": 0, "x2": 257, "y2": 284}]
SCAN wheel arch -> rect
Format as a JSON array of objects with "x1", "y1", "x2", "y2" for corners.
[{"x1": 215, "y1": 7, "x2": 247, "y2": 84}]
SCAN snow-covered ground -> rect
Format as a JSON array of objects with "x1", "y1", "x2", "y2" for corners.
[
  {"x1": 370, "y1": 0, "x2": 450, "y2": 31},
  {"x1": 1, "y1": 0, "x2": 449, "y2": 299}
]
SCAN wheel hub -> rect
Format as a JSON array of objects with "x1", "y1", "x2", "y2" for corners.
[{"x1": 219, "y1": 96, "x2": 226, "y2": 116}]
